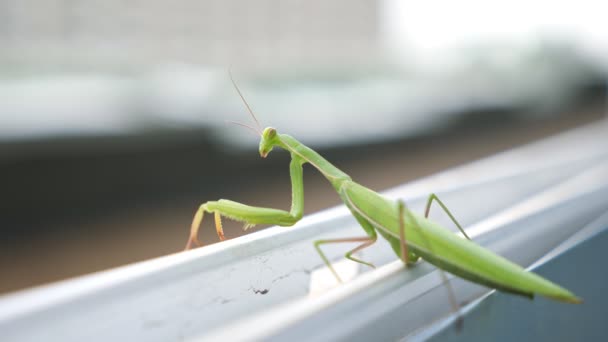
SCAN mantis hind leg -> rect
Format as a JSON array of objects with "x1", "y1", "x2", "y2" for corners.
[
  {"x1": 425, "y1": 193, "x2": 471, "y2": 240},
  {"x1": 314, "y1": 236, "x2": 377, "y2": 283},
  {"x1": 401, "y1": 199, "x2": 465, "y2": 330}
]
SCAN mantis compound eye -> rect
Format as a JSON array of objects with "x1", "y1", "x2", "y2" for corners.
[{"x1": 263, "y1": 127, "x2": 277, "y2": 139}]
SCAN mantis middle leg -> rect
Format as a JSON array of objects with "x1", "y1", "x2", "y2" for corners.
[
  {"x1": 313, "y1": 200, "x2": 381, "y2": 282},
  {"x1": 314, "y1": 236, "x2": 377, "y2": 283}
]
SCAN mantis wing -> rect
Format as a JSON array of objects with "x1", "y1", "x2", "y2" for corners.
[{"x1": 342, "y1": 182, "x2": 581, "y2": 303}]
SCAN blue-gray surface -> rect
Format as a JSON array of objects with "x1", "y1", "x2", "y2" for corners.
[{"x1": 420, "y1": 214, "x2": 608, "y2": 342}]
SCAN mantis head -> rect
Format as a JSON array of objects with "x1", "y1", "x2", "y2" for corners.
[{"x1": 259, "y1": 127, "x2": 279, "y2": 158}]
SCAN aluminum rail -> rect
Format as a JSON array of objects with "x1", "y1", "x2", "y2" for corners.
[
  {"x1": 416, "y1": 211, "x2": 608, "y2": 342},
  {"x1": 1, "y1": 120, "x2": 607, "y2": 341}
]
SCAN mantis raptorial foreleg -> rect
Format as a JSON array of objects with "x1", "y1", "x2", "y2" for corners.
[
  {"x1": 184, "y1": 157, "x2": 305, "y2": 250},
  {"x1": 425, "y1": 193, "x2": 471, "y2": 240},
  {"x1": 185, "y1": 210, "x2": 224, "y2": 250}
]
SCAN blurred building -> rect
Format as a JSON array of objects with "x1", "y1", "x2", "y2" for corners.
[{"x1": 0, "y1": 0, "x2": 380, "y2": 70}]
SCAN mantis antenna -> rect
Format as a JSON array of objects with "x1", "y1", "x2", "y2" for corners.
[
  {"x1": 228, "y1": 69, "x2": 263, "y2": 134},
  {"x1": 226, "y1": 120, "x2": 262, "y2": 137}
]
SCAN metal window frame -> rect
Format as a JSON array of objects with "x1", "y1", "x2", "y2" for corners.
[{"x1": 1, "y1": 120, "x2": 607, "y2": 341}]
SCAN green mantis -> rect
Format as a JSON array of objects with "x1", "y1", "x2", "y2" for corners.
[{"x1": 184, "y1": 76, "x2": 582, "y2": 305}]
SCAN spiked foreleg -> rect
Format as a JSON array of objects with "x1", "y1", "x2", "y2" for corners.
[{"x1": 184, "y1": 156, "x2": 305, "y2": 250}]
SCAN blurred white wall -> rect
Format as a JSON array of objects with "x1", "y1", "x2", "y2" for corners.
[
  {"x1": 0, "y1": 1, "x2": 605, "y2": 146},
  {"x1": 0, "y1": 0, "x2": 380, "y2": 70},
  {"x1": 381, "y1": 0, "x2": 608, "y2": 70},
  {"x1": 2, "y1": 1, "x2": 607, "y2": 71}
]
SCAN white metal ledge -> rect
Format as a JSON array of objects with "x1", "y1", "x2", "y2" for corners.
[{"x1": 1, "y1": 120, "x2": 607, "y2": 341}]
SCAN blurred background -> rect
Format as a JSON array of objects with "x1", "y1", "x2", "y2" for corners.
[{"x1": 1, "y1": 0, "x2": 607, "y2": 294}]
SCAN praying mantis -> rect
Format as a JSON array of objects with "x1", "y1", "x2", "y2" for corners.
[{"x1": 184, "y1": 75, "x2": 582, "y2": 306}]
